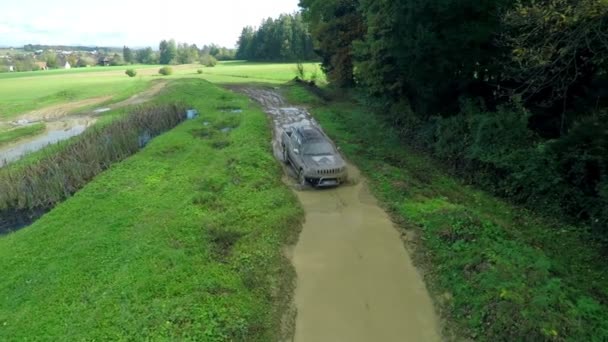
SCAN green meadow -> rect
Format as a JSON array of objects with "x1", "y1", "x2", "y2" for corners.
[
  {"x1": 0, "y1": 62, "x2": 323, "y2": 121},
  {"x1": 0, "y1": 79, "x2": 303, "y2": 340}
]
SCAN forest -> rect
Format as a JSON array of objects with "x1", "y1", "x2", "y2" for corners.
[
  {"x1": 236, "y1": 13, "x2": 316, "y2": 61},
  {"x1": 299, "y1": 0, "x2": 608, "y2": 237}
]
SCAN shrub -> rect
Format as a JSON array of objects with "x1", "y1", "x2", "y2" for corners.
[
  {"x1": 125, "y1": 69, "x2": 137, "y2": 77},
  {"x1": 295, "y1": 62, "x2": 305, "y2": 80},
  {"x1": 158, "y1": 66, "x2": 173, "y2": 76},
  {"x1": 197, "y1": 69, "x2": 203, "y2": 74},
  {"x1": 200, "y1": 54, "x2": 217, "y2": 67}
]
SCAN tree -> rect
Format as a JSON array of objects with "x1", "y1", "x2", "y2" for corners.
[
  {"x1": 236, "y1": 13, "x2": 316, "y2": 62},
  {"x1": 176, "y1": 43, "x2": 200, "y2": 64},
  {"x1": 67, "y1": 54, "x2": 78, "y2": 67},
  {"x1": 123, "y1": 46, "x2": 134, "y2": 64},
  {"x1": 200, "y1": 54, "x2": 218, "y2": 67},
  {"x1": 159, "y1": 39, "x2": 177, "y2": 65},
  {"x1": 77, "y1": 56, "x2": 95, "y2": 67},
  {"x1": 45, "y1": 52, "x2": 58, "y2": 68},
  {"x1": 299, "y1": 0, "x2": 365, "y2": 86},
  {"x1": 349, "y1": 0, "x2": 509, "y2": 114},
  {"x1": 236, "y1": 26, "x2": 255, "y2": 59},
  {"x1": 136, "y1": 47, "x2": 156, "y2": 64},
  {"x1": 500, "y1": 0, "x2": 608, "y2": 134},
  {"x1": 110, "y1": 53, "x2": 124, "y2": 66}
]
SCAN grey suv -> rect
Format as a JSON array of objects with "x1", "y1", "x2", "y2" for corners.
[{"x1": 281, "y1": 125, "x2": 348, "y2": 187}]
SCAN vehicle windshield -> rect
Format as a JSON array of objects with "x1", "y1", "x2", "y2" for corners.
[{"x1": 303, "y1": 141, "x2": 334, "y2": 155}]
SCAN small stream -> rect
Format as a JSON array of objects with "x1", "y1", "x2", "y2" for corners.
[{"x1": 0, "y1": 117, "x2": 97, "y2": 167}]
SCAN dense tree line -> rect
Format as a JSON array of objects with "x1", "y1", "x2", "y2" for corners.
[
  {"x1": 300, "y1": 0, "x2": 608, "y2": 238},
  {"x1": 236, "y1": 13, "x2": 316, "y2": 61},
  {"x1": 124, "y1": 41, "x2": 235, "y2": 66}
]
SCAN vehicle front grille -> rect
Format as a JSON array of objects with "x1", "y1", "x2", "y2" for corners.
[{"x1": 317, "y1": 167, "x2": 343, "y2": 175}]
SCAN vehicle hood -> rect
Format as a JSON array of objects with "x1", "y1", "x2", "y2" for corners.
[{"x1": 302, "y1": 154, "x2": 345, "y2": 169}]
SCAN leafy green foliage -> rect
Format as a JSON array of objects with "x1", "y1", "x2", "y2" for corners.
[
  {"x1": 300, "y1": 0, "x2": 365, "y2": 87},
  {"x1": 159, "y1": 39, "x2": 177, "y2": 65},
  {"x1": 158, "y1": 66, "x2": 173, "y2": 76},
  {"x1": 236, "y1": 13, "x2": 316, "y2": 62},
  {"x1": 123, "y1": 46, "x2": 134, "y2": 64},
  {"x1": 301, "y1": 0, "x2": 608, "y2": 236},
  {"x1": 200, "y1": 54, "x2": 218, "y2": 67},
  {"x1": 125, "y1": 68, "x2": 137, "y2": 77},
  {"x1": 135, "y1": 47, "x2": 157, "y2": 64}
]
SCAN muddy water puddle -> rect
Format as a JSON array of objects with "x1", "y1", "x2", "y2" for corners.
[
  {"x1": 235, "y1": 86, "x2": 441, "y2": 341},
  {"x1": 0, "y1": 81, "x2": 168, "y2": 167},
  {"x1": 0, "y1": 117, "x2": 96, "y2": 167}
]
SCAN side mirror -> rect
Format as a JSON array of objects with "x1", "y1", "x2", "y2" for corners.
[{"x1": 293, "y1": 148, "x2": 300, "y2": 155}]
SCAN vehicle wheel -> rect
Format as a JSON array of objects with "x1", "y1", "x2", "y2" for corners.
[
  {"x1": 282, "y1": 145, "x2": 289, "y2": 164},
  {"x1": 298, "y1": 169, "x2": 307, "y2": 186}
]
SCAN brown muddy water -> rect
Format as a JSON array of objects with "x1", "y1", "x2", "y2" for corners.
[{"x1": 236, "y1": 87, "x2": 441, "y2": 341}]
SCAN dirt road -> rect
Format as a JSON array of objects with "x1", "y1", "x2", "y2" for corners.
[{"x1": 237, "y1": 87, "x2": 441, "y2": 342}]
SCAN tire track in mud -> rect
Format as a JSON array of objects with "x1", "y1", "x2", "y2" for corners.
[{"x1": 235, "y1": 86, "x2": 442, "y2": 342}]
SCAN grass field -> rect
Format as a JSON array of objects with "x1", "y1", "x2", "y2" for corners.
[
  {"x1": 0, "y1": 62, "x2": 322, "y2": 121},
  {"x1": 0, "y1": 79, "x2": 302, "y2": 340},
  {"x1": 286, "y1": 84, "x2": 608, "y2": 341}
]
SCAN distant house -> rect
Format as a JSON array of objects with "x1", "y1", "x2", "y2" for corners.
[
  {"x1": 35, "y1": 61, "x2": 48, "y2": 70},
  {"x1": 64, "y1": 61, "x2": 71, "y2": 69},
  {"x1": 98, "y1": 57, "x2": 110, "y2": 66}
]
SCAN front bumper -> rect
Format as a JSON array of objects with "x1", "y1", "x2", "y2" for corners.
[{"x1": 303, "y1": 169, "x2": 348, "y2": 187}]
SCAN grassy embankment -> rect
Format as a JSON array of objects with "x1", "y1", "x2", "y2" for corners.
[
  {"x1": 286, "y1": 84, "x2": 608, "y2": 341},
  {"x1": 0, "y1": 79, "x2": 303, "y2": 340},
  {"x1": 0, "y1": 123, "x2": 45, "y2": 146}
]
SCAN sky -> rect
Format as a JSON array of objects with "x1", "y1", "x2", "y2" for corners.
[{"x1": 0, "y1": 0, "x2": 301, "y2": 48}]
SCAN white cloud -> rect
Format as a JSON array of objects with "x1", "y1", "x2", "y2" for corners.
[{"x1": 0, "y1": 0, "x2": 300, "y2": 48}]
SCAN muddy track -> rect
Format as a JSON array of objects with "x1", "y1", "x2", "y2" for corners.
[{"x1": 234, "y1": 86, "x2": 441, "y2": 342}]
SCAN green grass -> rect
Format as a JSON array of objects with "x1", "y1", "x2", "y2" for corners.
[
  {"x1": 0, "y1": 62, "x2": 322, "y2": 120},
  {"x1": 0, "y1": 79, "x2": 303, "y2": 340},
  {"x1": 285, "y1": 84, "x2": 608, "y2": 341},
  {"x1": 0, "y1": 123, "x2": 45, "y2": 146},
  {"x1": 199, "y1": 61, "x2": 324, "y2": 84},
  {"x1": 0, "y1": 70, "x2": 151, "y2": 120}
]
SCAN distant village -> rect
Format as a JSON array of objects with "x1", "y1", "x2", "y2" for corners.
[
  {"x1": 0, "y1": 43, "x2": 236, "y2": 72},
  {"x1": 0, "y1": 46, "x2": 126, "y2": 72}
]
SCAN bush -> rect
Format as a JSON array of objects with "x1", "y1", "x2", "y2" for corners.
[
  {"x1": 295, "y1": 62, "x2": 305, "y2": 80},
  {"x1": 158, "y1": 66, "x2": 173, "y2": 76},
  {"x1": 125, "y1": 69, "x2": 137, "y2": 77},
  {"x1": 402, "y1": 98, "x2": 608, "y2": 236},
  {"x1": 200, "y1": 54, "x2": 217, "y2": 67},
  {"x1": 197, "y1": 69, "x2": 203, "y2": 74}
]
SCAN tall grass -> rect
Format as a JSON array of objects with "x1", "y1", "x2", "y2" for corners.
[{"x1": 0, "y1": 103, "x2": 186, "y2": 233}]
